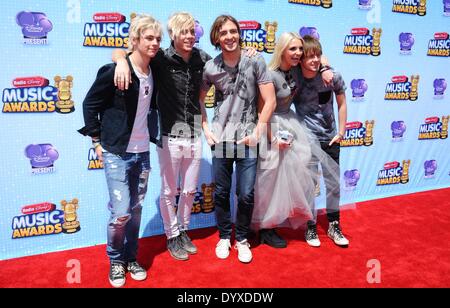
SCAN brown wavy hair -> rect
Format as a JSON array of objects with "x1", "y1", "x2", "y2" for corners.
[{"x1": 209, "y1": 15, "x2": 243, "y2": 50}]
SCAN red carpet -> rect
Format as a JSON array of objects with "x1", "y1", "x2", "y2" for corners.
[{"x1": 1, "y1": 188, "x2": 450, "y2": 288}]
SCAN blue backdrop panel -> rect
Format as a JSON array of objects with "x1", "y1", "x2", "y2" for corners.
[{"x1": 1, "y1": 0, "x2": 449, "y2": 260}]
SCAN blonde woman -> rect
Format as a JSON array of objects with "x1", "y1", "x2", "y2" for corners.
[{"x1": 253, "y1": 32, "x2": 340, "y2": 249}]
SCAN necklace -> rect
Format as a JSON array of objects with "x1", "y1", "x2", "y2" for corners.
[{"x1": 130, "y1": 57, "x2": 151, "y2": 96}]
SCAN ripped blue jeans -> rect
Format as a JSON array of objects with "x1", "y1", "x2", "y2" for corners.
[{"x1": 103, "y1": 151, "x2": 150, "y2": 264}]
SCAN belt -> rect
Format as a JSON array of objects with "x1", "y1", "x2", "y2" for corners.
[{"x1": 163, "y1": 133, "x2": 199, "y2": 139}]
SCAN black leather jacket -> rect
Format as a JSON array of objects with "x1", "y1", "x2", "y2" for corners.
[
  {"x1": 78, "y1": 56, "x2": 158, "y2": 154},
  {"x1": 152, "y1": 44, "x2": 211, "y2": 137}
]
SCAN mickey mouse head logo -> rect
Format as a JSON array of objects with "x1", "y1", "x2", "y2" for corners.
[
  {"x1": 195, "y1": 20, "x2": 204, "y2": 43},
  {"x1": 434, "y1": 79, "x2": 447, "y2": 95},
  {"x1": 424, "y1": 160, "x2": 437, "y2": 176},
  {"x1": 24, "y1": 144, "x2": 59, "y2": 168},
  {"x1": 350, "y1": 79, "x2": 368, "y2": 98},
  {"x1": 299, "y1": 27, "x2": 320, "y2": 40},
  {"x1": 16, "y1": 11, "x2": 53, "y2": 38},
  {"x1": 344, "y1": 170, "x2": 360, "y2": 187},
  {"x1": 399, "y1": 33, "x2": 415, "y2": 51}
]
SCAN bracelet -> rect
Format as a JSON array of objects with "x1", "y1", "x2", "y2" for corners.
[
  {"x1": 319, "y1": 65, "x2": 332, "y2": 73},
  {"x1": 92, "y1": 141, "x2": 101, "y2": 149}
]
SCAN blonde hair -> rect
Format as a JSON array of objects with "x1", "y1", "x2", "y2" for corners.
[
  {"x1": 268, "y1": 32, "x2": 303, "y2": 71},
  {"x1": 128, "y1": 14, "x2": 162, "y2": 52},
  {"x1": 167, "y1": 12, "x2": 195, "y2": 41}
]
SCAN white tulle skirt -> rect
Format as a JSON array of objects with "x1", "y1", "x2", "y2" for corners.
[{"x1": 252, "y1": 110, "x2": 340, "y2": 230}]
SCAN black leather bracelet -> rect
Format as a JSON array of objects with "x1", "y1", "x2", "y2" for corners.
[
  {"x1": 319, "y1": 65, "x2": 332, "y2": 73},
  {"x1": 92, "y1": 138, "x2": 101, "y2": 148}
]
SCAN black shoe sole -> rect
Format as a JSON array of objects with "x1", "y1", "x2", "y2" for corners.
[{"x1": 260, "y1": 238, "x2": 287, "y2": 248}]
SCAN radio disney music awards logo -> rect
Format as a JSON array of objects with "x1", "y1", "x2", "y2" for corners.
[
  {"x1": 288, "y1": 0, "x2": 333, "y2": 9},
  {"x1": 16, "y1": 11, "x2": 53, "y2": 45},
  {"x1": 344, "y1": 169, "x2": 361, "y2": 190},
  {"x1": 377, "y1": 160, "x2": 411, "y2": 186},
  {"x1": 87, "y1": 148, "x2": 103, "y2": 170},
  {"x1": 2, "y1": 76, "x2": 74, "y2": 114},
  {"x1": 391, "y1": 121, "x2": 407, "y2": 141},
  {"x1": 239, "y1": 20, "x2": 278, "y2": 54},
  {"x1": 384, "y1": 75, "x2": 419, "y2": 101},
  {"x1": 11, "y1": 199, "x2": 80, "y2": 239},
  {"x1": 343, "y1": 27, "x2": 382, "y2": 56},
  {"x1": 358, "y1": 0, "x2": 373, "y2": 10},
  {"x1": 174, "y1": 183, "x2": 215, "y2": 214},
  {"x1": 350, "y1": 79, "x2": 368, "y2": 101},
  {"x1": 424, "y1": 160, "x2": 437, "y2": 178},
  {"x1": 427, "y1": 32, "x2": 450, "y2": 57},
  {"x1": 418, "y1": 116, "x2": 449, "y2": 140},
  {"x1": 445, "y1": 0, "x2": 450, "y2": 16},
  {"x1": 392, "y1": 0, "x2": 427, "y2": 16},
  {"x1": 24, "y1": 144, "x2": 59, "y2": 174},
  {"x1": 399, "y1": 32, "x2": 415, "y2": 55},
  {"x1": 83, "y1": 12, "x2": 129, "y2": 48},
  {"x1": 340, "y1": 120, "x2": 375, "y2": 147},
  {"x1": 299, "y1": 27, "x2": 320, "y2": 40},
  {"x1": 434, "y1": 78, "x2": 447, "y2": 99}
]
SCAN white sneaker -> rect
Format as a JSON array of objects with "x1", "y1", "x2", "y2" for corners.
[
  {"x1": 234, "y1": 239, "x2": 252, "y2": 263},
  {"x1": 305, "y1": 225, "x2": 321, "y2": 247},
  {"x1": 127, "y1": 261, "x2": 147, "y2": 281},
  {"x1": 328, "y1": 221, "x2": 349, "y2": 246},
  {"x1": 215, "y1": 239, "x2": 231, "y2": 259},
  {"x1": 109, "y1": 263, "x2": 126, "y2": 288}
]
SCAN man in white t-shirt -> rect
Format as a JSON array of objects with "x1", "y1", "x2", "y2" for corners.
[{"x1": 78, "y1": 14, "x2": 161, "y2": 288}]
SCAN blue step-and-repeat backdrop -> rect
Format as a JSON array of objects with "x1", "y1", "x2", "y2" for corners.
[{"x1": 1, "y1": 0, "x2": 449, "y2": 260}]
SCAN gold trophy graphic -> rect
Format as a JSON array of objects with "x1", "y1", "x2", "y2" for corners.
[
  {"x1": 201, "y1": 183, "x2": 215, "y2": 213},
  {"x1": 264, "y1": 21, "x2": 278, "y2": 54},
  {"x1": 364, "y1": 120, "x2": 375, "y2": 146},
  {"x1": 441, "y1": 116, "x2": 449, "y2": 139},
  {"x1": 54, "y1": 75, "x2": 74, "y2": 113},
  {"x1": 401, "y1": 160, "x2": 411, "y2": 184},
  {"x1": 321, "y1": 0, "x2": 332, "y2": 9},
  {"x1": 409, "y1": 75, "x2": 420, "y2": 101},
  {"x1": 205, "y1": 85, "x2": 216, "y2": 108},
  {"x1": 418, "y1": 0, "x2": 427, "y2": 16},
  {"x1": 61, "y1": 198, "x2": 81, "y2": 233},
  {"x1": 371, "y1": 28, "x2": 382, "y2": 56}
]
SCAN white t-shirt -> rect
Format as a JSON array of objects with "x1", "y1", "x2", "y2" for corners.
[{"x1": 126, "y1": 65, "x2": 153, "y2": 153}]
